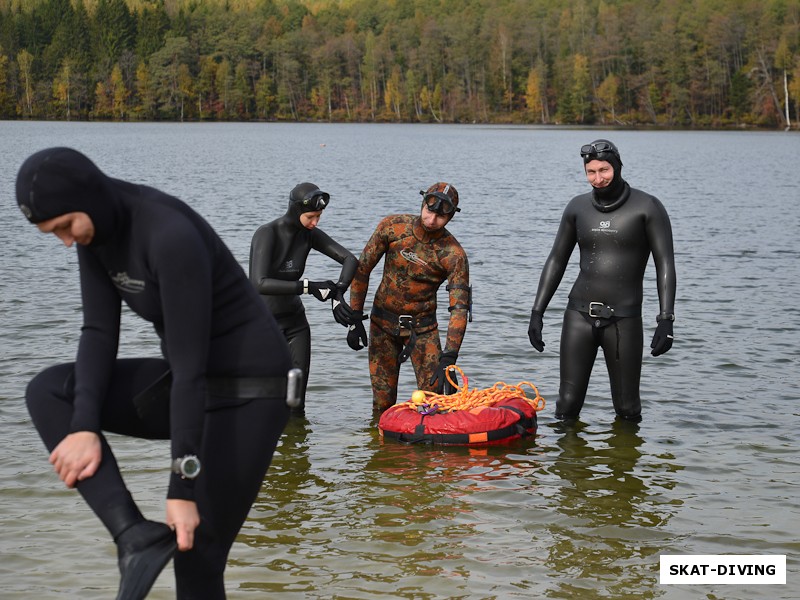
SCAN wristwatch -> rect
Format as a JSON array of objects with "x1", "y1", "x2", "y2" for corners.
[
  {"x1": 657, "y1": 313, "x2": 675, "y2": 322},
  {"x1": 171, "y1": 455, "x2": 201, "y2": 479}
]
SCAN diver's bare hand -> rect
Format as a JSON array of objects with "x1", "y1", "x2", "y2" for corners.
[
  {"x1": 166, "y1": 499, "x2": 200, "y2": 551},
  {"x1": 49, "y1": 431, "x2": 101, "y2": 488}
]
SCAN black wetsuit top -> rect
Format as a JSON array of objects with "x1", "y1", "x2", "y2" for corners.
[
  {"x1": 249, "y1": 211, "x2": 357, "y2": 317},
  {"x1": 81, "y1": 189, "x2": 292, "y2": 465},
  {"x1": 17, "y1": 149, "x2": 292, "y2": 499},
  {"x1": 532, "y1": 180, "x2": 675, "y2": 419},
  {"x1": 532, "y1": 182, "x2": 676, "y2": 317}
]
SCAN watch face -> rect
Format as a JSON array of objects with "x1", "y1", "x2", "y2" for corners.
[{"x1": 183, "y1": 457, "x2": 201, "y2": 478}]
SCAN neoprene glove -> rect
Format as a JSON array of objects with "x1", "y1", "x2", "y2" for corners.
[
  {"x1": 650, "y1": 319, "x2": 674, "y2": 356},
  {"x1": 346, "y1": 311, "x2": 368, "y2": 350},
  {"x1": 331, "y1": 284, "x2": 355, "y2": 326},
  {"x1": 528, "y1": 309, "x2": 545, "y2": 352},
  {"x1": 306, "y1": 280, "x2": 336, "y2": 302},
  {"x1": 429, "y1": 351, "x2": 459, "y2": 395}
]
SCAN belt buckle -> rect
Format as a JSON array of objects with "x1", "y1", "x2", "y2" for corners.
[
  {"x1": 589, "y1": 302, "x2": 606, "y2": 318},
  {"x1": 398, "y1": 315, "x2": 413, "y2": 329}
]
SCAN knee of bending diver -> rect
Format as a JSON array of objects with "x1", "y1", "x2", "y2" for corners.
[{"x1": 26, "y1": 364, "x2": 73, "y2": 414}]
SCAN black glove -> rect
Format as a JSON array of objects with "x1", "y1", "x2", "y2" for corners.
[
  {"x1": 528, "y1": 309, "x2": 545, "y2": 352},
  {"x1": 306, "y1": 280, "x2": 336, "y2": 302},
  {"x1": 331, "y1": 284, "x2": 355, "y2": 326},
  {"x1": 346, "y1": 311, "x2": 368, "y2": 350},
  {"x1": 650, "y1": 319, "x2": 674, "y2": 356},
  {"x1": 429, "y1": 351, "x2": 458, "y2": 395}
]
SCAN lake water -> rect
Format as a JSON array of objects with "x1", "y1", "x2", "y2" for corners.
[{"x1": 0, "y1": 121, "x2": 797, "y2": 599}]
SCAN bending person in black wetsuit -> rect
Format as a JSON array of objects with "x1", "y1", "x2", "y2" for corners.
[
  {"x1": 249, "y1": 182, "x2": 358, "y2": 414},
  {"x1": 528, "y1": 140, "x2": 676, "y2": 422},
  {"x1": 16, "y1": 148, "x2": 293, "y2": 600}
]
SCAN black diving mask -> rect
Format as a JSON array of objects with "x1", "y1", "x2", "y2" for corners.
[
  {"x1": 421, "y1": 191, "x2": 460, "y2": 216},
  {"x1": 301, "y1": 191, "x2": 330, "y2": 211},
  {"x1": 580, "y1": 141, "x2": 617, "y2": 160}
]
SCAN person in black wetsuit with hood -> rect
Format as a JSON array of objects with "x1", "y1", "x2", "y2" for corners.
[
  {"x1": 15, "y1": 147, "x2": 293, "y2": 600},
  {"x1": 527, "y1": 140, "x2": 676, "y2": 422},
  {"x1": 249, "y1": 182, "x2": 358, "y2": 414}
]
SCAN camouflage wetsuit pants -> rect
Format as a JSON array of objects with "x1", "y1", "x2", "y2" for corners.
[{"x1": 368, "y1": 317, "x2": 441, "y2": 411}]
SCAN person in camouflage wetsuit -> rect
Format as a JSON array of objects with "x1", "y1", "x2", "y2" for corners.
[{"x1": 346, "y1": 182, "x2": 471, "y2": 412}]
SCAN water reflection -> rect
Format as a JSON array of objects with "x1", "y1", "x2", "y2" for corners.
[
  {"x1": 540, "y1": 419, "x2": 679, "y2": 599},
  {"x1": 549, "y1": 419, "x2": 647, "y2": 524},
  {"x1": 235, "y1": 418, "x2": 548, "y2": 597},
  {"x1": 232, "y1": 418, "x2": 336, "y2": 595},
  {"x1": 371, "y1": 428, "x2": 542, "y2": 486},
  {"x1": 244, "y1": 417, "x2": 319, "y2": 530}
]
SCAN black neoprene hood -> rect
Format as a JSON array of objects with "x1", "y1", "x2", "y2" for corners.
[
  {"x1": 582, "y1": 139, "x2": 622, "y2": 169},
  {"x1": 289, "y1": 182, "x2": 330, "y2": 213},
  {"x1": 16, "y1": 147, "x2": 120, "y2": 244}
]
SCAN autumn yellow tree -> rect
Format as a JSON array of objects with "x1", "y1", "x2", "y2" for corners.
[
  {"x1": 384, "y1": 65, "x2": 403, "y2": 120},
  {"x1": 254, "y1": 71, "x2": 275, "y2": 120},
  {"x1": 419, "y1": 83, "x2": 443, "y2": 123},
  {"x1": 110, "y1": 64, "x2": 129, "y2": 120},
  {"x1": 52, "y1": 60, "x2": 75, "y2": 120},
  {"x1": 94, "y1": 81, "x2": 112, "y2": 118},
  {"x1": 0, "y1": 50, "x2": 11, "y2": 117},
  {"x1": 571, "y1": 53, "x2": 591, "y2": 123},
  {"x1": 790, "y1": 63, "x2": 800, "y2": 130},
  {"x1": 596, "y1": 73, "x2": 620, "y2": 124},
  {"x1": 525, "y1": 64, "x2": 545, "y2": 123},
  {"x1": 775, "y1": 37, "x2": 795, "y2": 129},
  {"x1": 135, "y1": 61, "x2": 155, "y2": 120},
  {"x1": 177, "y1": 63, "x2": 193, "y2": 121},
  {"x1": 17, "y1": 50, "x2": 34, "y2": 116}
]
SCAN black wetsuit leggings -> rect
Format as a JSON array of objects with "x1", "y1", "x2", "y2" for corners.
[
  {"x1": 276, "y1": 312, "x2": 311, "y2": 411},
  {"x1": 25, "y1": 358, "x2": 289, "y2": 600},
  {"x1": 557, "y1": 309, "x2": 643, "y2": 421}
]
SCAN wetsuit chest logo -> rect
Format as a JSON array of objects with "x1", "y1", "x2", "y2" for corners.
[
  {"x1": 110, "y1": 271, "x2": 145, "y2": 293},
  {"x1": 280, "y1": 259, "x2": 295, "y2": 273},
  {"x1": 593, "y1": 219, "x2": 618, "y2": 234},
  {"x1": 400, "y1": 248, "x2": 428, "y2": 267}
]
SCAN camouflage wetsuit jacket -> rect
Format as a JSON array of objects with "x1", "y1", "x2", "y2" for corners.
[{"x1": 350, "y1": 214, "x2": 469, "y2": 410}]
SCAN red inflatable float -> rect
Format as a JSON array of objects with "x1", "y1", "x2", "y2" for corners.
[{"x1": 379, "y1": 368, "x2": 546, "y2": 446}]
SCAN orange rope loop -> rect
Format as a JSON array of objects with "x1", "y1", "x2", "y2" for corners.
[{"x1": 406, "y1": 365, "x2": 546, "y2": 414}]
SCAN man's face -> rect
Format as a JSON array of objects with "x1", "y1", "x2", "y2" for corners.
[
  {"x1": 584, "y1": 159, "x2": 615, "y2": 188},
  {"x1": 420, "y1": 203, "x2": 451, "y2": 232},
  {"x1": 36, "y1": 211, "x2": 95, "y2": 247}
]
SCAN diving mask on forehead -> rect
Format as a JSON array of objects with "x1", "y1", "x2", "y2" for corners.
[
  {"x1": 580, "y1": 140, "x2": 621, "y2": 164},
  {"x1": 301, "y1": 191, "x2": 330, "y2": 211},
  {"x1": 420, "y1": 190, "x2": 460, "y2": 216}
]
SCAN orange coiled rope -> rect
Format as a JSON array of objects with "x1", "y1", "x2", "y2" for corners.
[{"x1": 405, "y1": 365, "x2": 546, "y2": 414}]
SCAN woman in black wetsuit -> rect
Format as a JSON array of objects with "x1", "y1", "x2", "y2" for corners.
[
  {"x1": 249, "y1": 182, "x2": 358, "y2": 414},
  {"x1": 16, "y1": 147, "x2": 293, "y2": 600},
  {"x1": 527, "y1": 140, "x2": 676, "y2": 422}
]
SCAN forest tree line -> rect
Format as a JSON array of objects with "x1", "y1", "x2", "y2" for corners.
[{"x1": 0, "y1": 0, "x2": 798, "y2": 128}]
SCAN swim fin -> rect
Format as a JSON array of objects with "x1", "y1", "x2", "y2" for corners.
[{"x1": 115, "y1": 520, "x2": 176, "y2": 600}]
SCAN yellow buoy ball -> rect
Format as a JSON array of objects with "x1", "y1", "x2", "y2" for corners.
[{"x1": 411, "y1": 390, "x2": 427, "y2": 403}]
